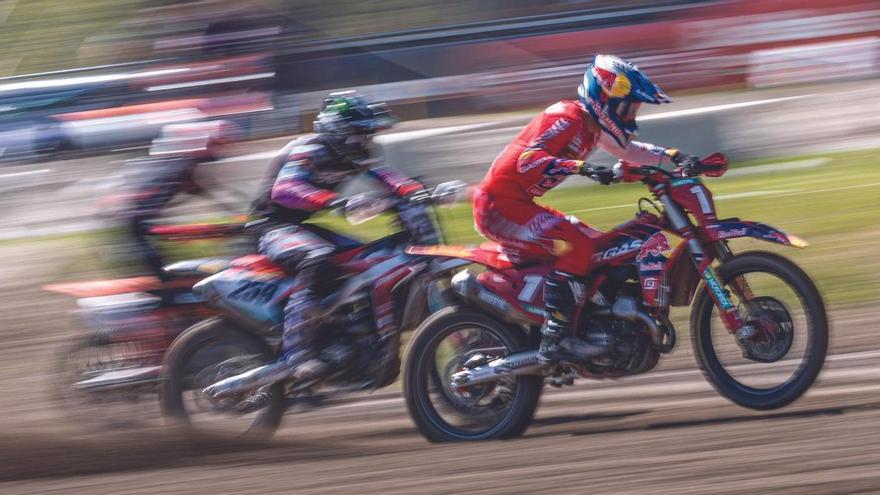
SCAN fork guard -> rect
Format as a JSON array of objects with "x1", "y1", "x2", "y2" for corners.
[{"x1": 704, "y1": 221, "x2": 809, "y2": 248}]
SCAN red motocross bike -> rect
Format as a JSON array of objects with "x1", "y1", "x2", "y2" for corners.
[
  {"x1": 45, "y1": 221, "x2": 244, "y2": 429},
  {"x1": 158, "y1": 180, "x2": 467, "y2": 440},
  {"x1": 402, "y1": 153, "x2": 828, "y2": 441}
]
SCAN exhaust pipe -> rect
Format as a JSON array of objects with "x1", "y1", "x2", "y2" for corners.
[
  {"x1": 74, "y1": 366, "x2": 161, "y2": 391},
  {"x1": 450, "y1": 350, "x2": 543, "y2": 388}
]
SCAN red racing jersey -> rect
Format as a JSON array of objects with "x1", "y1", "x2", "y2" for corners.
[{"x1": 479, "y1": 99, "x2": 673, "y2": 202}]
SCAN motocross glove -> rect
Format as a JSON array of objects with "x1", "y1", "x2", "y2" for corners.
[
  {"x1": 326, "y1": 196, "x2": 349, "y2": 213},
  {"x1": 579, "y1": 165, "x2": 616, "y2": 185},
  {"x1": 667, "y1": 149, "x2": 701, "y2": 173}
]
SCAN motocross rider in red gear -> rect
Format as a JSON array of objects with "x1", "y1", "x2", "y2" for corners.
[{"x1": 474, "y1": 54, "x2": 702, "y2": 365}]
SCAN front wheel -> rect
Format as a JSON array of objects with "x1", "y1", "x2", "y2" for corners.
[
  {"x1": 160, "y1": 317, "x2": 284, "y2": 441},
  {"x1": 403, "y1": 306, "x2": 542, "y2": 442},
  {"x1": 691, "y1": 251, "x2": 828, "y2": 410}
]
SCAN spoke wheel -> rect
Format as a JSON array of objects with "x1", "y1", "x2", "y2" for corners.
[
  {"x1": 160, "y1": 318, "x2": 284, "y2": 441},
  {"x1": 53, "y1": 334, "x2": 161, "y2": 431},
  {"x1": 403, "y1": 307, "x2": 542, "y2": 442},
  {"x1": 691, "y1": 251, "x2": 828, "y2": 410}
]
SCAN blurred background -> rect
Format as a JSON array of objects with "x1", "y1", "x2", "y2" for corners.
[{"x1": 1, "y1": 0, "x2": 880, "y2": 493}]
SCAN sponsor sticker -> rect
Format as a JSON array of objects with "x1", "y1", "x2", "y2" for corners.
[
  {"x1": 478, "y1": 290, "x2": 508, "y2": 311},
  {"x1": 593, "y1": 239, "x2": 643, "y2": 261},
  {"x1": 638, "y1": 261, "x2": 663, "y2": 271},
  {"x1": 703, "y1": 267, "x2": 734, "y2": 310},
  {"x1": 671, "y1": 178, "x2": 701, "y2": 187},
  {"x1": 715, "y1": 228, "x2": 748, "y2": 239}
]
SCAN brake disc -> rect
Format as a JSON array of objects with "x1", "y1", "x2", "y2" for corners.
[{"x1": 742, "y1": 296, "x2": 794, "y2": 363}]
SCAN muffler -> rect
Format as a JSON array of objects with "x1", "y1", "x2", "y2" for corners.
[
  {"x1": 450, "y1": 350, "x2": 543, "y2": 388},
  {"x1": 74, "y1": 366, "x2": 161, "y2": 390}
]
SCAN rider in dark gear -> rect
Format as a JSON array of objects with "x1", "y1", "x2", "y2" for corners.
[
  {"x1": 108, "y1": 121, "x2": 240, "y2": 280},
  {"x1": 205, "y1": 91, "x2": 422, "y2": 399}
]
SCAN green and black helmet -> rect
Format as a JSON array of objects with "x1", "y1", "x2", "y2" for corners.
[{"x1": 313, "y1": 91, "x2": 394, "y2": 136}]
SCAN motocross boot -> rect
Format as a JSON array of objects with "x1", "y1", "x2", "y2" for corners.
[
  {"x1": 538, "y1": 271, "x2": 609, "y2": 366},
  {"x1": 203, "y1": 289, "x2": 329, "y2": 400}
]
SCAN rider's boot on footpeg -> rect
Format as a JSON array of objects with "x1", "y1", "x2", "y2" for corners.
[
  {"x1": 538, "y1": 271, "x2": 609, "y2": 365},
  {"x1": 203, "y1": 350, "x2": 327, "y2": 400}
]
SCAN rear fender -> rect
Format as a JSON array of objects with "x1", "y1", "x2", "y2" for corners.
[
  {"x1": 406, "y1": 245, "x2": 520, "y2": 271},
  {"x1": 43, "y1": 276, "x2": 163, "y2": 298},
  {"x1": 163, "y1": 258, "x2": 234, "y2": 278},
  {"x1": 703, "y1": 221, "x2": 808, "y2": 248}
]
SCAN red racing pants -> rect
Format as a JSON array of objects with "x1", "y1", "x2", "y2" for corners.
[{"x1": 473, "y1": 189, "x2": 597, "y2": 276}]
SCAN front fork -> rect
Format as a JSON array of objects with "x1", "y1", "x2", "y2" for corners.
[{"x1": 660, "y1": 197, "x2": 753, "y2": 336}]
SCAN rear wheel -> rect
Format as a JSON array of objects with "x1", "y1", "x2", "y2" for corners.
[
  {"x1": 691, "y1": 251, "x2": 828, "y2": 410},
  {"x1": 403, "y1": 306, "x2": 542, "y2": 442},
  {"x1": 160, "y1": 317, "x2": 284, "y2": 441},
  {"x1": 53, "y1": 333, "x2": 160, "y2": 431}
]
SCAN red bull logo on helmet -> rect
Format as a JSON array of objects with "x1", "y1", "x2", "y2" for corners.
[{"x1": 636, "y1": 233, "x2": 672, "y2": 262}]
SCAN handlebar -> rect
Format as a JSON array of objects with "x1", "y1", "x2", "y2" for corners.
[
  {"x1": 613, "y1": 152, "x2": 729, "y2": 184},
  {"x1": 344, "y1": 180, "x2": 467, "y2": 225}
]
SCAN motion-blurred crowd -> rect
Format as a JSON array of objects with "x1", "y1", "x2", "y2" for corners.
[{"x1": 1, "y1": 0, "x2": 878, "y2": 161}]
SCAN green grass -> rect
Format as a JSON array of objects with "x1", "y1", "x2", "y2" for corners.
[
  {"x1": 23, "y1": 148, "x2": 880, "y2": 307},
  {"x1": 313, "y1": 148, "x2": 880, "y2": 306}
]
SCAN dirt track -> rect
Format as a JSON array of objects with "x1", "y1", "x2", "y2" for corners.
[
  {"x1": 1, "y1": 84, "x2": 879, "y2": 491},
  {"x1": 1, "y1": 239, "x2": 879, "y2": 493}
]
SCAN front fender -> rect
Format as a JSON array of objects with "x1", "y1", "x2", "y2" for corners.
[{"x1": 703, "y1": 221, "x2": 809, "y2": 248}]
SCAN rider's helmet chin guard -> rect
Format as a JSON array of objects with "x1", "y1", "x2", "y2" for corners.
[
  {"x1": 578, "y1": 54, "x2": 671, "y2": 147},
  {"x1": 313, "y1": 90, "x2": 395, "y2": 165}
]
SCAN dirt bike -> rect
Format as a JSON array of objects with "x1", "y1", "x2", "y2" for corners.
[
  {"x1": 158, "y1": 180, "x2": 467, "y2": 440},
  {"x1": 402, "y1": 153, "x2": 828, "y2": 441},
  {"x1": 45, "y1": 221, "x2": 245, "y2": 429}
]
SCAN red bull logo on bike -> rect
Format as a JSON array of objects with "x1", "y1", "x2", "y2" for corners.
[
  {"x1": 638, "y1": 261, "x2": 663, "y2": 272},
  {"x1": 636, "y1": 233, "x2": 672, "y2": 262},
  {"x1": 715, "y1": 228, "x2": 748, "y2": 240}
]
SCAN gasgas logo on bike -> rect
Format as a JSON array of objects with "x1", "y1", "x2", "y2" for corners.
[{"x1": 593, "y1": 239, "x2": 643, "y2": 261}]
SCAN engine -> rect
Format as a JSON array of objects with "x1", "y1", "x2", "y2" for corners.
[{"x1": 577, "y1": 314, "x2": 659, "y2": 377}]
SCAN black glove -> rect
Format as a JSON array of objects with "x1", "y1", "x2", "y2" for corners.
[
  {"x1": 327, "y1": 196, "x2": 349, "y2": 213},
  {"x1": 670, "y1": 151, "x2": 701, "y2": 172},
  {"x1": 580, "y1": 165, "x2": 616, "y2": 185}
]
